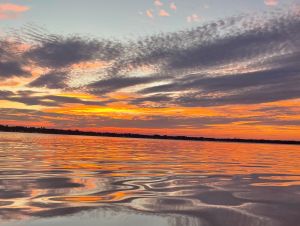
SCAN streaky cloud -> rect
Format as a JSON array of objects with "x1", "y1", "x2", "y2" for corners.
[
  {"x1": 1, "y1": 7, "x2": 300, "y2": 108},
  {"x1": 29, "y1": 71, "x2": 69, "y2": 89}
]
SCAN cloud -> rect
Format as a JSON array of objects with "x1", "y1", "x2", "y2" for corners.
[
  {"x1": 0, "y1": 90, "x2": 108, "y2": 107},
  {"x1": 1, "y1": 107, "x2": 300, "y2": 133},
  {"x1": 0, "y1": 61, "x2": 28, "y2": 78},
  {"x1": 154, "y1": 0, "x2": 163, "y2": 7},
  {"x1": 0, "y1": 90, "x2": 13, "y2": 99},
  {"x1": 124, "y1": 10, "x2": 300, "y2": 107},
  {"x1": 25, "y1": 36, "x2": 123, "y2": 68},
  {"x1": 170, "y1": 3, "x2": 177, "y2": 11},
  {"x1": 0, "y1": 3, "x2": 29, "y2": 20},
  {"x1": 2, "y1": 8, "x2": 300, "y2": 109},
  {"x1": 88, "y1": 75, "x2": 167, "y2": 95},
  {"x1": 187, "y1": 14, "x2": 200, "y2": 23},
  {"x1": 28, "y1": 71, "x2": 68, "y2": 89},
  {"x1": 159, "y1": 9, "x2": 170, "y2": 17},
  {"x1": 0, "y1": 107, "x2": 250, "y2": 130},
  {"x1": 0, "y1": 39, "x2": 29, "y2": 78},
  {"x1": 146, "y1": 9, "x2": 154, "y2": 18},
  {"x1": 0, "y1": 7, "x2": 299, "y2": 139},
  {"x1": 264, "y1": 0, "x2": 278, "y2": 6}
]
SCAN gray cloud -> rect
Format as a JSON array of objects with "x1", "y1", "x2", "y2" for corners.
[
  {"x1": 0, "y1": 61, "x2": 28, "y2": 78},
  {"x1": 88, "y1": 74, "x2": 168, "y2": 95},
  {"x1": 0, "y1": 90, "x2": 109, "y2": 107},
  {"x1": 0, "y1": 90, "x2": 13, "y2": 98},
  {"x1": 87, "y1": 9, "x2": 300, "y2": 106},
  {"x1": 0, "y1": 39, "x2": 29, "y2": 78},
  {"x1": 135, "y1": 63, "x2": 300, "y2": 106},
  {"x1": 1, "y1": 8, "x2": 300, "y2": 108},
  {"x1": 25, "y1": 35, "x2": 124, "y2": 68},
  {"x1": 29, "y1": 71, "x2": 68, "y2": 89}
]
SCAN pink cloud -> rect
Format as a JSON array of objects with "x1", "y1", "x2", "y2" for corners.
[
  {"x1": 0, "y1": 3, "x2": 29, "y2": 20},
  {"x1": 154, "y1": 0, "x2": 163, "y2": 7},
  {"x1": 187, "y1": 14, "x2": 200, "y2": 23},
  {"x1": 146, "y1": 9, "x2": 154, "y2": 18},
  {"x1": 170, "y1": 2, "x2": 177, "y2": 11},
  {"x1": 264, "y1": 0, "x2": 278, "y2": 6},
  {"x1": 159, "y1": 9, "x2": 170, "y2": 17}
]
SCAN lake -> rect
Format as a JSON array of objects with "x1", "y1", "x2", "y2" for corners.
[{"x1": 0, "y1": 132, "x2": 300, "y2": 226}]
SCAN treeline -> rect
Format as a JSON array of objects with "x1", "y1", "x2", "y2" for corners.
[{"x1": 0, "y1": 125, "x2": 299, "y2": 145}]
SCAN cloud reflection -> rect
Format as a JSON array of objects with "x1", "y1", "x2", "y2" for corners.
[{"x1": 0, "y1": 133, "x2": 300, "y2": 225}]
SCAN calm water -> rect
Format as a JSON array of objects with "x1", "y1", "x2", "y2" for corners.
[{"x1": 1, "y1": 132, "x2": 300, "y2": 226}]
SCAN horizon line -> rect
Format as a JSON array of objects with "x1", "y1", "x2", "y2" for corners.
[{"x1": 0, "y1": 124, "x2": 299, "y2": 146}]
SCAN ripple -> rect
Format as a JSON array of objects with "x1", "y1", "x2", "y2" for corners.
[
  {"x1": 195, "y1": 191, "x2": 247, "y2": 206},
  {"x1": 1, "y1": 133, "x2": 300, "y2": 226}
]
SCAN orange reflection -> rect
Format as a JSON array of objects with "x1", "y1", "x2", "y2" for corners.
[{"x1": 0, "y1": 133, "x2": 300, "y2": 220}]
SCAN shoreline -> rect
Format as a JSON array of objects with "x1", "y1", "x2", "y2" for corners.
[{"x1": 1, "y1": 125, "x2": 299, "y2": 146}]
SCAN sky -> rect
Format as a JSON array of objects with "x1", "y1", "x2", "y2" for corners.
[{"x1": 0, "y1": 0, "x2": 300, "y2": 140}]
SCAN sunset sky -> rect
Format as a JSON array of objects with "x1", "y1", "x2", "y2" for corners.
[{"x1": 0, "y1": 0, "x2": 300, "y2": 140}]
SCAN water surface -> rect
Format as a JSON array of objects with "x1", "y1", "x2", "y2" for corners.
[{"x1": 0, "y1": 132, "x2": 300, "y2": 226}]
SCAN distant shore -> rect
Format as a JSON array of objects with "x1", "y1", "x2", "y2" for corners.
[{"x1": 0, "y1": 125, "x2": 299, "y2": 145}]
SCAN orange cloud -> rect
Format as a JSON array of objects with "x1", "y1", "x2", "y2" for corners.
[
  {"x1": 159, "y1": 9, "x2": 170, "y2": 17},
  {"x1": 0, "y1": 79, "x2": 22, "y2": 87},
  {"x1": 146, "y1": 9, "x2": 154, "y2": 18},
  {"x1": 3, "y1": 96, "x2": 300, "y2": 140},
  {"x1": 0, "y1": 3, "x2": 29, "y2": 20},
  {"x1": 264, "y1": 0, "x2": 278, "y2": 6}
]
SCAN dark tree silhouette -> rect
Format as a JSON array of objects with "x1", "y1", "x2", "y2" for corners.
[{"x1": 0, "y1": 125, "x2": 299, "y2": 145}]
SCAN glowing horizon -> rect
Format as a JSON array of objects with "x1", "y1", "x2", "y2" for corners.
[{"x1": 1, "y1": 0, "x2": 300, "y2": 140}]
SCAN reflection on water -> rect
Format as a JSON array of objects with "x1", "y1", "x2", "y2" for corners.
[{"x1": 0, "y1": 132, "x2": 300, "y2": 226}]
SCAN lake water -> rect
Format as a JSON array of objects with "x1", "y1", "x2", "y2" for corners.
[{"x1": 0, "y1": 132, "x2": 300, "y2": 226}]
